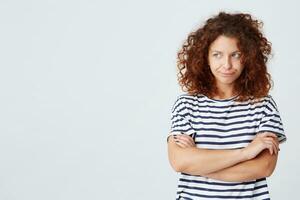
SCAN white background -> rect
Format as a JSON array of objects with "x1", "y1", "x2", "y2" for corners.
[{"x1": 0, "y1": 0, "x2": 298, "y2": 199}]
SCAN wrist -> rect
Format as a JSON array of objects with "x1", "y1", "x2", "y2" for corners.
[{"x1": 238, "y1": 148, "x2": 250, "y2": 161}]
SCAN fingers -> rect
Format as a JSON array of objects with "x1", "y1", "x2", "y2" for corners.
[
  {"x1": 174, "y1": 137, "x2": 190, "y2": 147},
  {"x1": 268, "y1": 138, "x2": 279, "y2": 154},
  {"x1": 174, "y1": 134, "x2": 195, "y2": 148},
  {"x1": 176, "y1": 134, "x2": 193, "y2": 144},
  {"x1": 175, "y1": 141, "x2": 187, "y2": 148},
  {"x1": 178, "y1": 134, "x2": 194, "y2": 145},
  {"x1": 265, "y1": 140, "x2": 276, "y2": 155},
  {"x1": 264, "y1": 138, "x2": 279, "y2": 155},
  {"x1": 259, "y1": 132, "x2": 280, "y2": 155}
]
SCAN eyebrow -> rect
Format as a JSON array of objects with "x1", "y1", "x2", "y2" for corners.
[{"x1": 211, "y1": 50, "x2": 241, "y2": 53}]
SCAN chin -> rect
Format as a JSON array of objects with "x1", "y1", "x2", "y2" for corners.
[{"x1": 218, "y1": 77, "x2": 237, "y2": 84}]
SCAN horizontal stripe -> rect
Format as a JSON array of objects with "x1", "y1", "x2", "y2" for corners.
[
  {"x1": 178, "y1": 184, "x2": 267, "y2": 192},
  {"x1": 190, "y1": 118, "x2": 262, "y2": 126},
  {"x1": 179, "y1": 177, "x2": 266, "y2": 186},
  {"x1": 174, "y1": 125, "x2": 259, "y2": 132},
  {"x1": 176, "y1": 196, "x2": 192, "y2": 200},
  {"x1": 172, "y1": 96, "x2": 264, "y2": 111},
  {"x1": 177, "y1": 190, "x2": 269, "y2": 199},
  {"x1": 186, "y1": 105, "x2": 266, "y2": 115},
  {"x1": 196, "y1": 140, "x2": 252, "y2": 145},
  {"x1": 195, "y1": 132, "x2": 256, "y2": 139},
  {"x1": 172, "y1": 111, "x2": 270, "y2": 121},
  {"x1": 261, "y1": 124, "x2": 284, "y2": 131},
  {"x1": 169, "y1": 94, "x2": 286, "y2": 199}
]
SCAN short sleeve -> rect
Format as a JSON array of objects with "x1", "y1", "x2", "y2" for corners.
[
  {"x1": 166, "y1": 96, "x2": 196, "y2": 143},
  {"x1": 257, "y1": 96, "x2": 287, "y2": 144}
]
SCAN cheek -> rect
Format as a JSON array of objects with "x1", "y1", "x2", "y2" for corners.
[
  {"x1": 233, "y1": 61, "x2": 244, "y2": 71},
  {"x1": 208, "y1": 56, "x2": 219, "y2": 66},
  {"x1": 208, "y1": 60, "x2": 221, "y2": 70},
  {"x1": 209, "y1": 65, "x2": 219, "y2": 74},
  {"x1": 238, "y1": 65, "x2": 245, "y2": 73}
]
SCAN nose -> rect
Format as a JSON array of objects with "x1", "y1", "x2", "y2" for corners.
[{"x1": 223, "y1": 56, "x2": 232, "y2": 70}]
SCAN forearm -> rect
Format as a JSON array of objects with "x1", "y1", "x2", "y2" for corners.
[
  {"x1": 170, "y1": 137, "x2": 249, "y2": 175},
  {"x1": 203, "y1": 149, "x2": 276, "y2": 182}
]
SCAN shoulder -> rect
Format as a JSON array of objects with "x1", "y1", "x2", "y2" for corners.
[
  {"x1": 171, "y1": 93, "x2": 201, "y2": 112},
  {"x1": 249, "y1": 95, "x2": 275, "y2": 104},
  {"x1": 253, "y1": 95, "x2": 279, "y2": 113},
  {"x1": 172, "y1": 93, "x2": 199, "y2": 104},
  {"x1": 263, "y1": 95, "x2": 278, "y2": 111}
]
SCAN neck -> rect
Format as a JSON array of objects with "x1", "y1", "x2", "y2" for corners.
[{"x1": 214, "y1": 84, "x2": 236, "y2": 99}]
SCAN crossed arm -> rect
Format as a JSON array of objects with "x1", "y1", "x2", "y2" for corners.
[
  {"x1": 167, "y1": 135, "x2": 279, "y2": 182},
  {"x1": 203, "y1": 148, "x2": 278, "y2": 182}
]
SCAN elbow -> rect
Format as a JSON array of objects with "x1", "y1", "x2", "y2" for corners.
[
  {"x1": 168, "y1": 150, "x2": 189, "y2": 173},
  {"x1": 262, "y1": 160, "x2": 277, "y2": 178},
  {"x1": 257, "y1": 150, "x2": 278, "y2": 178},
  {"x1": 167, "y1": 136, "x2": 188, "y2": 173},
  {"x1": 169, "y1": 158, "x2": 186, "y2": 172},
  {"x1": 172, "y1": 165, "x2": 183, "y2": 173},
  {"x1": 255, "y1": 167, "x2": 271, "y2": 179},
  {"x1": 263, "y1": 169, "x2": 273, "y2": 178},
  {"x1": 265, "y1": 165, "x2": 276, "y2": 177}
]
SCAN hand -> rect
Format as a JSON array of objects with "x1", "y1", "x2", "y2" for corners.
[
  {"x1": 243, "y1": 132, "x2": 280, "y2": 160},
  {"x1": 173, "y1": 134, "x2": 196, "y2": 148}
]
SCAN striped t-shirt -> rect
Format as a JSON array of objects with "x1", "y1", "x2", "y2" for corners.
[{"x1": 168, "y1": 93, "x2": 287, "y2": 200}]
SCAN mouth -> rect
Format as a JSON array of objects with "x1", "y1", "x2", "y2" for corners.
[{"x1": 220, "y1": 72, "x2": 235, "y2": 76}]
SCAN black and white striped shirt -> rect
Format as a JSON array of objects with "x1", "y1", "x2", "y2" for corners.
[{"x1": 168, "y1": 93, "x2": 287, "y2": 200}]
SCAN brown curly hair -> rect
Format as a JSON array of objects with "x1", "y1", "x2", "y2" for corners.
[{"x1": 177, "y1": 11, "x2": 273, "y2": 101}]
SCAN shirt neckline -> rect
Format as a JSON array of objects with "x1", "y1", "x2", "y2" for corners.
[{"x1": 201, "y1": 93, "x2": 239, "y2": 103}]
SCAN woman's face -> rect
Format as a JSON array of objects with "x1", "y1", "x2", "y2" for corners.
[{"x1": 207, "y1": 35, "x2": 244, "y2": 89}]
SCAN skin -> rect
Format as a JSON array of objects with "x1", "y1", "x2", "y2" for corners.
[
  {"x1": 172, "y1": 133, "x2": 279, "y2": 182},
  {"x1": 170, "y1": 35, "x2": 280, "y2": 181},
  {"x1": 173, "y1": 133, "x2": 279, "y2": 156},
  {"x1": 207, "y1": 35, "x2": 244, "y2": 99}
]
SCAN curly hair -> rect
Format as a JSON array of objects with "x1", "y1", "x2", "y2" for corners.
[{"x1": 177, "y1": 11, "x2": 273, "y2": 101}]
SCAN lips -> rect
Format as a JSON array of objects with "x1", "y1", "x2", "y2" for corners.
[{"x1": 220, "y1": 72, "x2": 235, "y2": 76}]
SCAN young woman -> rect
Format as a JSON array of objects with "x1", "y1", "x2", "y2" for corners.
[{"x1": 167, "y1": 12, "x2": 287, "y2": 200}]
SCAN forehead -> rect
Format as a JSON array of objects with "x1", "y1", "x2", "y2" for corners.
[{"x1": 209, "y1": 35, "x2": 240, "y2": 52}]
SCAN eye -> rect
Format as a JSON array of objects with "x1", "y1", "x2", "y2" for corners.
[
  {"x1": 212, "y1": 53, "x2": 221, "y2": 58},
  {"x1": 232, "y1": 52, "x2": 241, "y2": 58}
]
